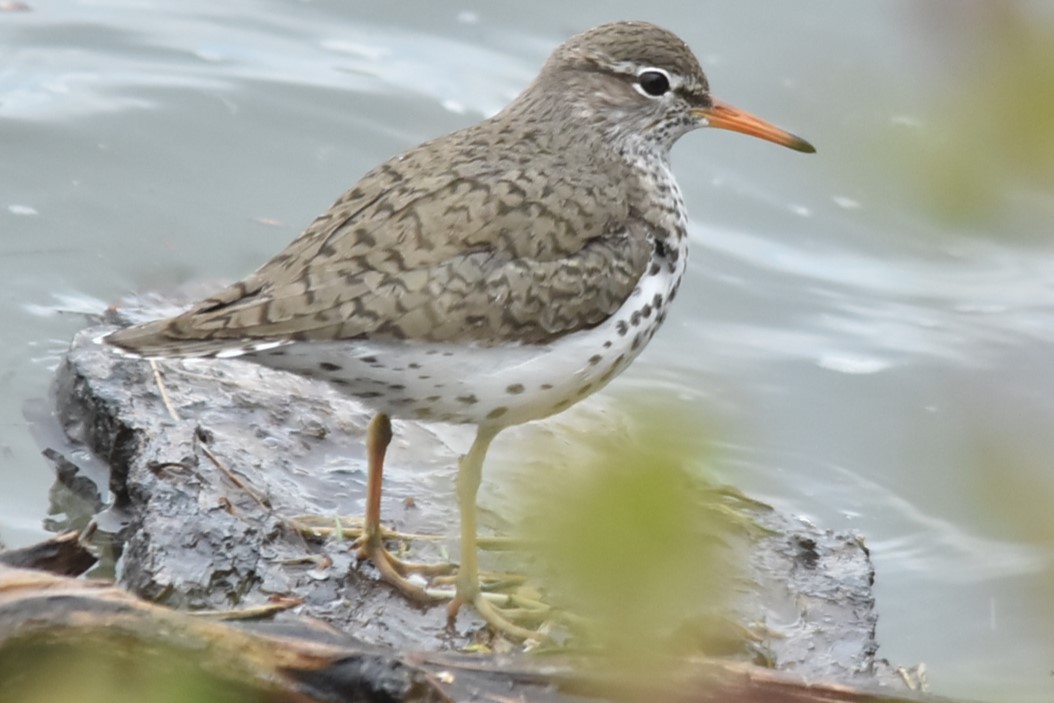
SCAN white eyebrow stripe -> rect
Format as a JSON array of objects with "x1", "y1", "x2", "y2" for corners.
[
  {"x1": 636, "y1": 65, "x2": 677, "y2": 88},
  {"x1": 610, "y1": 62, "x2": 679, "y2": 82},
  {"x1": 625, "y1": 64, "x2": 686, "y2": 99}
]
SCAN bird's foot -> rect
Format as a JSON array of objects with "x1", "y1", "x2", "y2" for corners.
[
  {"x1": 356, "y1": 538, "x2": 559, "y2": 640},
  {"x1": 352, "y1": 530, "x2": 454, "y2": 602},
  {"x1": 444, "y1": 583, "x2": 557, "y2": 643},
  {"x1": 291, "y1": 515, "x2": 456, "y2": 599},
  {"x1": 471, "y1": 594, "x2": 549, "y2": 643}
]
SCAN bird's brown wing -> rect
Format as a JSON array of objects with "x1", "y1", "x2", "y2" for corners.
[{"x1": 106, "y1": 132, "x2": 651, "y2": 357}]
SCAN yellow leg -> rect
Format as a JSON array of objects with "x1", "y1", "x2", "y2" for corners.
[
  {"x1": 451, "y1": 425, "x2": 495, "y2": 603},
  {"x1": 447, "y1": 426, "x2": 542, "y2": 641}
]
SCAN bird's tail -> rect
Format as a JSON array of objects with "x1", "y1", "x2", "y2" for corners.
[{"x1": 101, "y1": 320, "x2": 290, "y2": 360}]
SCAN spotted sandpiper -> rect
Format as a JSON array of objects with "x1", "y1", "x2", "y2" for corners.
[{"x1": 105, "y1": 20, "x2": 814, "y2": 638}]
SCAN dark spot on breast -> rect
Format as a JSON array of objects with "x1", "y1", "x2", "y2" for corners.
[
  {"x1": 653, "y1": 238, "x2": 668, "y2": 258},
  {"x1": 358, "y1": 391, "x2": 383, "y2": 399},
  {"x1": 603, "y1": 341, "x2": 612, "y2": 349},
  {"x1": 616, "y1": 320, "x2": 628, "y2": 336},
  {"x1": 359, "y1": 355, "x2": 378, "y2": 364},
  {"x1": 332, "y1": 378, "x2": 350, "y2": 386},
  {"x1": 388, "y1": 384, "x2": 405, "y2": 391},
  {"x1": 418, "y1": 374, "x2": 431, "y2": 380},
  {"x1": 319, "y1": 362, "x2": 342, "y2": 372},
  {"x1": 506, "y1": 383, "x2": 525, "y2": 394},
  {"x1": 426, "y1": 395, "x2": 441, "y2": 402},
  {"x1": 649, "y1": 262, "x2": 661, "y2": 276},
  {"x1": 653, "y1": 293, "x2": 663, "y2": 308},
  {"x1": 588, "y1": 354, "x2": 602, "y2": 366},
  {"x1": 641, "y1": 304, "x2": 652, "y2": 319},
  {"x1": 268, "y1": 350, "x2": 286, "y2": 357},
  {"x1": 630, "y1": 311, "x2": 641, "y2": 326},
  {"x1": 576, "y1": 383, "x2": 593, "y2": 397},
  {"x1": 540, "y1": 383, "x2": 554, "y2": 390},
  {"x1": 631, "y1": 334, "x2": 642, "y2": 351},
  {"x1": 552, "y1": 398, "x2": 573, "y2": 412},
  {"x1": 457, "y1": 394, "x2": 478, "y2": 405},
  {"x1": 409, "y1": 362, "x2": 421, "y2": 369},
  {"x1": 487, "y1": 406, "x2": 508, "y2": 419}
]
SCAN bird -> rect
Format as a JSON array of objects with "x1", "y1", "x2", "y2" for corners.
[{"x1": 104, "y1": 20, "x2": 814, "y2": 639}]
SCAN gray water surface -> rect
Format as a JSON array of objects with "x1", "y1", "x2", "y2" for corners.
[{"x1": 3, "y1": 2, "x2": 1053, "y2": 702}]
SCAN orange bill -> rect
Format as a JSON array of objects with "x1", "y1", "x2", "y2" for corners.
[{"x1": 693, "y1": 98, "x2": 815, "y2": 153}]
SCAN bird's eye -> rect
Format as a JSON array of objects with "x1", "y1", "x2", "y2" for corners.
[{"x1": 637, "y1": 70, "x2": 671, "y2": 97}]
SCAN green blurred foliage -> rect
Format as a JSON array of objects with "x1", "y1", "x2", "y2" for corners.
[
  {"x1": 0, "y1": 636, "x2": 260, "y2": 703},
  {"x1": 967, "y1": 436, "x2": 1054, "y2": 546},
  {"x1": 901, "y1": 3, "x2": 1054, "y2": 223},
  {"x1": 962, "y1": 425, "x2": 1054, "y2": 634},
  {"x1": 516, "y1": 411, "x2": 737, "y2": 677}
]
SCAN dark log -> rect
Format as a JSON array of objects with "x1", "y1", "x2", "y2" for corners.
[
  {"x1": 0, "y1": 561, "x2": 953, "y2": 703},
  {"x1": 0, "y1": 529, "x2": 95, "y2": 576}
]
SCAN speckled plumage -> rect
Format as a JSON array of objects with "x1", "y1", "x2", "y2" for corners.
[{"x1": 104, "y1": 21, "x2": 813, "y2": 633}]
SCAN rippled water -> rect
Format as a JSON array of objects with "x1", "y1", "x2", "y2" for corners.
[{"x1": 3, "y1": 2, "x2": 1053, "y2": 701}]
